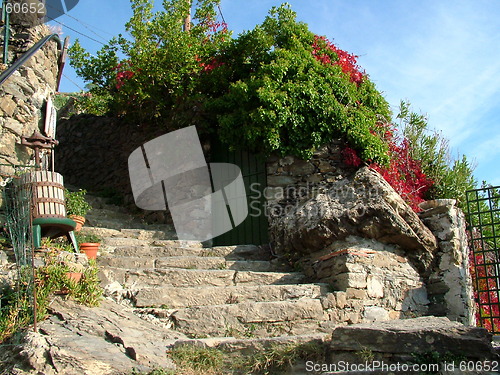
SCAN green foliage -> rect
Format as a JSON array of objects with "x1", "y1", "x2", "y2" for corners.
[
  {"x1": 234, "y1": 341, "x2": 325, "y2": 374},
  {"x1": 0, "y1": 268, "x2": 33, "y2": 343},
  {"x1": 75, "y1": 232, "x2": 102, "y2": 244},
  {"x1": 203, "y1": 4, "x2": 391, "y2": 161},
  {"x1": 0, "y1": 233, "x2": 10, "y2": 249},
  {"x1": 132, "y1": 341, "x2": 325, "y2": 374},
  {"x1": 69, "y1": 1, "x2": 391, "y2": 163},
  {"x1": 35, "y1": 251, "x2": 103, "y2": 307},
  {"x1": 0, "y1": 250, "x2": 102, "y2": 343},
  {"x1": 52, "y1": 93, "x2": 73, "y2": 110},
  {"x1": 65, "y1": 189, "x2": 92, "y2": 217},
  {"x1": 169, "y1": 345, "x2": 224, "y2": 373},
  {"x1": 397, "y1": 100, "x2": 476, "y2": 209},
  {"x1": 69, "y1": 0, "x2": 230, "y2": 125}
]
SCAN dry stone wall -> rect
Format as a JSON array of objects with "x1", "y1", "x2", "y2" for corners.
[
  {"x1": 311, "y1": 237, "x2": 429, "y2": 325},
  {"x1": 265, "y1": 140, "x2": 347, "y2": 209},
  {"x1": 419, "y1": 199, "x2": 476, "y2": 325},
  {"x1": 267, "y1": 150, "x2": 475, "y2": 326}
]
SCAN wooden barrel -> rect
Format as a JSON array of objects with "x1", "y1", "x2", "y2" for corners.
[{"x1": 20, "y1": 171, "x2": 66, "y2": 219}]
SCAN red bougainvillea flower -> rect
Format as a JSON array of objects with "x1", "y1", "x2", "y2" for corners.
[
  {"x1": 312, "y1": 35, "x2": 365, "y2": 85},
  {"x1": 370, "y1": 137, "x2": 433, "y2": 212},
  {"x1": 114, "y1": 60, "x2": 136, "y2": 90},
  {"x1": 342, "y1": 146, "x2": 362, "y2": 167}
]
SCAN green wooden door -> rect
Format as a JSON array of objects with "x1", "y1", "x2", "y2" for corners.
[{"x1": 210, "y1": 142, "x2": 268, "y2": 246}]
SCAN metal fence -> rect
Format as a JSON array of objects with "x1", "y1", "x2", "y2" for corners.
[{"x1": 466, "y1": 185, "x2": 500, "y2": 334}]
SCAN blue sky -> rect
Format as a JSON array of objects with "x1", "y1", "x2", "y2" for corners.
[{"x1": 50, "y1": 0, "x2": 500, "y2": 186}]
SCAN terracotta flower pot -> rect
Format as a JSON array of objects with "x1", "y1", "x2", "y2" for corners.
[
  {"x1": 80, "y1": 242, "x2": 100, "y2": 260},
  {"x1": 65, "y1": 272, "x2": 83, "y2": 283},
  {"x1": 55, "y1": 272, "x2": 82, "y2": 295},
  {"x1": 69, "y1": 214, "x2": 86, "y2": 232}
]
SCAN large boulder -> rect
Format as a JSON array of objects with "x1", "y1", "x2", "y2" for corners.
[
  {"x1": 269, "y1": 167, "x2": 438, "y2": 274},
  {"x1": 0, "y1": 298, "x2": 182, "y2": 375}
]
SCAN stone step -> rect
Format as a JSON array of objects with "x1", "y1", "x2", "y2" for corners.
[
  {"x1": 82, "y1": 227, "x2": 176, "y2": 241},
  {"x1": 98, "y1": 255, "x2": 288, "y2": 272},
  {"x1": 103, "y1": 237, "x2": 203, "y2": 249},
  {"x1": 120, "y1": 228, "x2": 176, "y2": 241},
  {"x1": 169, "y1": 333, "x2": 328, "y2": 350},
  {"x1": 111, "y1": 244, "x2": 271, "y2": 261},
  {"x1": 100, "y1": 267, "x2": 306, "y2": 288},
  {"x1": 168, "y1": 334, "x2": 329, "y2": 374},
  {"x1": 170, "y1": 298, "x2": 332, "y2": 338},
  {"x1": 326, "y1": 316, "x2": 499, "y2": 369},
  {"x1": 80, "y1": 227, "x2": 123, "y2": 239},
  {"x1": 133, "y1": 283, "x2": 330, "y2": 308}
]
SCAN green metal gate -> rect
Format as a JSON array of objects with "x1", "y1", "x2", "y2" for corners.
[
  {"x1": 466, "y1": 185, "x2": 500, "y2": 334},
  {"x1": 210, "y1": 141, "x2": 268, "y2": 246}
]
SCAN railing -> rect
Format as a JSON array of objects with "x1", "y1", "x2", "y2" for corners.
[
  {"x1": 1, "y1": 0, "x2": 10, "y2": 64},
  {"x1": 0, "y1": 32, "x2": 63, "y2": 86},
  {"x1": 466, "y1": 185, "x2": 500, "y2": 334}
]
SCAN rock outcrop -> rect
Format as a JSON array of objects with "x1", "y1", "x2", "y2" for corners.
[
  {"x1": 328, "y1": 316, "x2": 498, "y2": 365},
  {"x1": 270, "y1": 167, "x2": 438, "y2": 274},
  {"x1": 0, "y1": 298, "x2": 181, "y2": 375}
]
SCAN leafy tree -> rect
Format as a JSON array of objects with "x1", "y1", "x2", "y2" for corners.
[
  {"x1": 69, "y1": 0, "x2": 230, "y2": 126},
  {"x1": 397, "y1": 100, "x2": 476, "y2": 209},
  {"x1": 201, "y1": 4, "x2": 391, "y2": 161}
]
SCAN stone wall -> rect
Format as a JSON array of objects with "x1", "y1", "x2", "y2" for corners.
[
  {"x1": 55, "y1": 115, "x2": 167, "y2": 202},
  {"x1": 419, "y1": 199, "x2": 476, "y2": 325},
  {"x1": 267, "y1": 152, "x2": 475, "y2": 326},
  {"x1": 265, "y1": 140, "x2": 348, "y2": 211},
  {"x1": 0, "y1": 21, "x2": 60, "y2": 179},
  {"x1": 309, "y1": 237, "x2": 429, "y2": 325}
]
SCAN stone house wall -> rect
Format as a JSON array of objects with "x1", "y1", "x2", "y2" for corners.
[{"x1": 0, "y1": 21, "x2": 60, "y2": 181}]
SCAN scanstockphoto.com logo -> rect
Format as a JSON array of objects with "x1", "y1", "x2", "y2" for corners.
[
  {"x1": 128, "y1": 126, "x2": 248, "y2": 242},
  {"x1": 3, "y1": 0, "x2": 79, "y2": 25}
]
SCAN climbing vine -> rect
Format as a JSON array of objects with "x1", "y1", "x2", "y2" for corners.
[{"x1": 69, "y1": 1, "x2": 392, "y2": 163}]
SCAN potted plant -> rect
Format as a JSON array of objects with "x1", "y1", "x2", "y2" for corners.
[
  {"x1": 65, "y1": 262, "x2": 85, "y2": 284},
  {"x1": 65, "y1": 189, "x2": 92, "y2": 231},
  {"x1": 76, "y1": 232, "x2": 101, "y2": 260}
]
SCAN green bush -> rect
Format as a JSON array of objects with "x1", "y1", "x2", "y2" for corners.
[
  {"x1": 397, "y1": 100, "x2": 476, "y2": 209},
  {"x1": 69, "y1": 1, "x2": 391, "y2": 163}
]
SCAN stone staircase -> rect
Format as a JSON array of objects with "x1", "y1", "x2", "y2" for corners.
[
  {"x1": 2, "y1": 195, "x2": 495, "y2": 374},
  {"x1": 82, "y1": 196, "x2": 335, "y2": 358},
  {"x1": 69, "y1": 196, "x2": 499, "y2": 375}
]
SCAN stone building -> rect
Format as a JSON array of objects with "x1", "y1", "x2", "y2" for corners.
[{"x1": 0, "y1": 6, "x2": 61, "y2": 181}]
